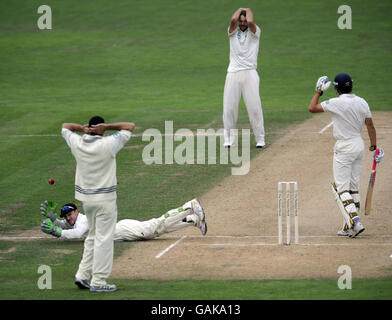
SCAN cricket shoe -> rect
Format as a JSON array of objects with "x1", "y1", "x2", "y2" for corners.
[
  {"x1": 256, "y1": 141, "x2": 266, "y2": 149},
  {"x1": 90, "y1": 284, "x2": 117, "y2": 293},
  {"x1": 75, "y1": 278, "x2": 90, "y2": 289},
  {"x1": 191, "y1": 199, "x2": 207, "y2": 236},
  {"x1": 349, "y1": 219, "x2": 365, "y2": 238},
  {"x1": 337, "y1": 229, "x2": 351, "y2": 237},
  {"x1": 224, "y1": 142, "x2": 235, "y2": 148}
]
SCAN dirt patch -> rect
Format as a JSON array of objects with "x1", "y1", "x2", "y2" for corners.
[
  {"x1": 112, "y1": 111, "x2": 392, "y2": 280},
  {"x1": 0, "y1": 227, "x2": 52, "y2": 241},
  {"x1": 0, "y1": 203, "x2": 26, "y2": 215},
  {"x1": 52, "y1": 249, "x2": 76, "y2": 255},
  {"x1": 0, "y1": 246, "x2": 16, "y2": 254}
]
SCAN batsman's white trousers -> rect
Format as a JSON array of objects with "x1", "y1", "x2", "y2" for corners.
[
  {"x1": 333, "y1": 136, "x2": 364, "y2": 194},
  {"x1": 223, "y1": 69, "x2": 265, "y2": 145},
  {"x1": 75, "y1": 199, "x2": 117, "y2": 287}
]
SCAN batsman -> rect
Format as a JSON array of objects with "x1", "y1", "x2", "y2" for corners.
[{"x1": 308, "y1": 73, "x2": 384, "y2": 237}]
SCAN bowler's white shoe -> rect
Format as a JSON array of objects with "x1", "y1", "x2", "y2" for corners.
[
  {"x1": 349, "y1": 219, "x2": 365, "y2": 238},
  {"x1": 191, "y1": 199, "x2": 207, "y2": 236},
  {"x1": 224, "y1": 142, "x2": 235, "y2": 148},
  {"x1": 256, "y1": 141, "x2": 266, "y2": 149}
]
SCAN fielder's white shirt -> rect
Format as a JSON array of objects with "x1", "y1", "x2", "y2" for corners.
[
  {"x1": 61, "y1": 128, "x2": 131, "y2": 202},
  {"x1": 227, "y1": 25, "x2": 261, "y2": 73},
  {"x1": 54, "y1": 213, "x2": 152, "y2": 241},
  {"x1": 321, "y1": 94, "x2": 372, "y2": 140},
  {"x1": 54, "y1": 214, "x2": 89, "y2": 239}
]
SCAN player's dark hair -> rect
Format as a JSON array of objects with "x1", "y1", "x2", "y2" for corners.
[
  {"x1": 88, "y1": 116, "x2": 105, "y2": 128},
  {"x1": 240, "y1": 10, "x2": 246, "y2": 18},
  {"x1": 60, "y1": 203, "x2": 78, "y2": 217}
]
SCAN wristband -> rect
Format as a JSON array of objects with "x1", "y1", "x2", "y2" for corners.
[
  {"x1": 369, "y1": 145, "x2": 377, "y2": 151},
  {"x1": 316, "y1": 89, "x2": 323, "y2": 96}
]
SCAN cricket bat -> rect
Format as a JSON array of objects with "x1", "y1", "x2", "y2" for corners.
[{"x1": 364, "y1": 148, "x2": 380, "y2": 215}]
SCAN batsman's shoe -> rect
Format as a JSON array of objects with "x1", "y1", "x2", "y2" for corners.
[
  {"x1": 75, "y1": 278, "x2": 90, "y2": 290},
  {"x1": 337, "y1": 229, "x2": 351, "y2": 237},
  {"x1": 349, "y1": 219, "x2": 365, "y2": 238},
  {"x1": 191, "y1": 199, "x2": 207, "y2": 236},
  {"x1": 90, "y1": 284, "x2": 117, "y2": 293}
]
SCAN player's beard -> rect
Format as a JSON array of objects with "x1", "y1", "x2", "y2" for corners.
[{"x1": 239, "y1": 25, "x2": 248, "y2": 32}]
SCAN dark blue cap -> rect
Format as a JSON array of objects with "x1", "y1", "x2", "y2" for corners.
[
  {"x1": 60, "y1": 203, "x2": 77, "y2": 217},
  {"x1": 333, "y1": 73, "x2": 353, "y2": 93}
]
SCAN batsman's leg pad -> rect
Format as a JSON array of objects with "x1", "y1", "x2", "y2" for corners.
[
  {"x1": 350, "y1": 190, "x2": 360, "y2": 210},
  {"x1": 331, "y1": 183, "x2": 356, "y2": 228}
]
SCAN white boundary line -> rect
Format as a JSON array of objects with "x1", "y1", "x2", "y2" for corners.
[
  {"x1": 155, "y1": 235, "x2": 187, "y2": 259},
  {"x1": 319, "y1": 121, "x2": 333, "y2": 134},
  {"x1": 201, "y1": 242, "x2": 392, "y2": 247}
]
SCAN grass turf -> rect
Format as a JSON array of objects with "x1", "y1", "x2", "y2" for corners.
[{"x1": 0, "y1": 0, "x2": 391, "y2": 300}]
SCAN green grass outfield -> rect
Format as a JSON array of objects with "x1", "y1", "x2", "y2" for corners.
[{"x1": 0, "y1": 0, "x2": 391, "y2": 300}]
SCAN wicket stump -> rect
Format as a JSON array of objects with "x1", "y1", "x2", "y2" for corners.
[{"x1": 278, "y1": 181, "x2": 299, "y2": 245}]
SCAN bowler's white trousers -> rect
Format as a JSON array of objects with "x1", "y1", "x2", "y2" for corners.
[
  {"x1": 333, "y1": 136, "x2": 364, "y2": 194},
  {"x1": 223, "y1": 69, "x2": 265, "y2": 145},
  {"x1": 75, "y1": 199, "x2": 117, "y2": 287}
]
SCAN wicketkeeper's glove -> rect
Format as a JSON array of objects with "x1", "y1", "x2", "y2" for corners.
[
  {"x1": 315, "y1": 76, "x2": 331, "y2": 96},
  {"x1": 41, "y1": 219, "x2": 62, "y2": 238},
  {"x1": 40, "y1": 200, "x2": 58, "y2": 222},
  {"x1": 371, "y1": 148, "x2": 384, "y2": 164}
]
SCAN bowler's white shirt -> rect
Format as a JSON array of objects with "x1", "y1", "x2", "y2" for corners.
[
  {"x1": 321, "y1": 94, "x2": 372, "y2": 140},
  {"x1": 227, "y1": 25, "x2": 261, "y2": 73}
]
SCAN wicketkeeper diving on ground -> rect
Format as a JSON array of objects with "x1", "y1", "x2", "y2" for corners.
[
  {"x1": 308, "y1": 73, "x2": 384, "y2": 238},
  {"x1": 40, "y1": 199, "x2": 207, "y2": 288}
]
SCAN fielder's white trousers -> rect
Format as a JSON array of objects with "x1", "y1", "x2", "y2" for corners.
[
  {"x1": 223, "y1": 69, "x2": 265, "y2": 145},
  {"x1": 113, "y1": 200, "x2": 196, "y2": 241},
  {"x1": 75, "y1": 199, "x2": 117, "y2": 287},
  {"x1": 333, "y1": 137, "x2": 364, "y2": 194}
]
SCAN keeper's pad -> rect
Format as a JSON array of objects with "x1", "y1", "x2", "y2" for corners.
[{"x1": 331, "y1": 183, "x2": 357, "y2": 228}]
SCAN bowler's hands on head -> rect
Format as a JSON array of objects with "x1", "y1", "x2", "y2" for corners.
[{"x1": 89, "y1": 123, "x2": 107, "y2": 135}]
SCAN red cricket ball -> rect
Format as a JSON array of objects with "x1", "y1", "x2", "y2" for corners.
[{"x1": 48, "y1": 178, "x2": 55, "y2": 185}]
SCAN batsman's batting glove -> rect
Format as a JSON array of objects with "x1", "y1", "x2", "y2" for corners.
[
  {"x1": 41, "y1": 219, "x2": 62, "y2": 238},
  {"x1": 40, "y1": 200, "x2": 58, "y2": 222},
  {"x1": 371, "y1": 147, "x2": 384, "y2": 164},
  {"x1": 315, "y1": 76, "x2": 331, "y2": 96}
]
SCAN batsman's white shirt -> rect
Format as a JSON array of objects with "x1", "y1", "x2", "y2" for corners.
[
  {"x1": 227, "y1": 25, "x2": 261, "y2": 72},
  {"x1": 321, "y1": 94, "x2": 372, "y2": 140},
  {"x1": 321, "y1": 93, "x2": 372, "y2": 194}
]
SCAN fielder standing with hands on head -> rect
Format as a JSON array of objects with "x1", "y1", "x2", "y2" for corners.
[
  {"x1": 223, "y1": 8, "x2": 265, "y2": 148},
  {"x1": 308, "y1": 73, "x2": 384, "y2": 237},
  {"x1": 62, "y1": 116, "x2": 134, "y2": 292}
]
